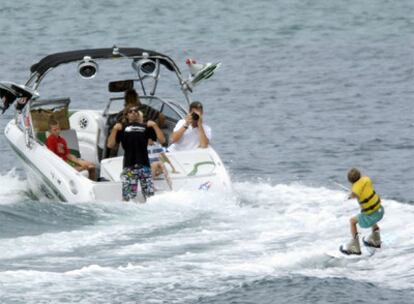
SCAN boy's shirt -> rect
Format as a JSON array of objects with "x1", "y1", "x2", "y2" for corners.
[{"x1": 46, "y1": 134, "x2": 69, "y2": 160}]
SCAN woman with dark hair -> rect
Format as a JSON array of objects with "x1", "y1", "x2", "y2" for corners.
[
  {"x1": 120, "y1": 89, "x2": 165, "y2": 127},
  {"x1": 107, "y1": 104, "x2": 164, "y2": 202}
]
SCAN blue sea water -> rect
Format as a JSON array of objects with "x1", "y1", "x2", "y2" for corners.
[{"x1": 0, "y1": 0, "x2": 414, "y2": 303}]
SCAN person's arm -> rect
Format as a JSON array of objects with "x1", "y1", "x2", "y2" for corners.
[
  {"x1": 197, "y1": 114, "x2": 209, "y2": 148},
  {"x1": 107, "y1": 123, "x2": 122, "y2": 149},
  {"x1": 67, "y1": 153, "x2": 81, "y2": 165},
  {"x1": 66, "y1": 154, "x2": 94, "y2": 171},
  {"x1": 348, "y1": 181, "x2": 364, "y2": 200},
  {"x1": 171, "y1": 115, "x2": 192, "y2": 143},
  {"x1": 147, "y1": 120, "x2": 165, "y2": 145},
  {"x1": 348, "y1": 192, "x2": 358, "y2": 200},
  {"x1": 158, "y1": 113, "x2": 166, "y2": 128}
]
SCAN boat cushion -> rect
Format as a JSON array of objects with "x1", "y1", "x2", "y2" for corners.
[{"x1": 31, "y1": 107, "x2": 70, "y2": 132}]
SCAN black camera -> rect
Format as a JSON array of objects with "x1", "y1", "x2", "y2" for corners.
[{"x1": 191, "y1": 112, "x2": 199, "y2": 121}]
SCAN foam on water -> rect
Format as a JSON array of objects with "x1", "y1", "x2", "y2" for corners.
[
  {"x1": 0, "y1": 178, "x2": 413, "y2": 302},
  {"x1": 0, "y1": 169, "x2": 29, "y2": 204},
  {"x1": 0, "y1": 0, "x2": 413, "y2": 302}
]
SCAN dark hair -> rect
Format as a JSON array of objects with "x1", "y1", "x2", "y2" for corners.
[
  {"x1": 347, "y1": 168, "x2": 361, "y2": 183},
  {"x1": 189, "y1": 101, "x2": 203, "y2": 111},
  {"x1": 124, "y1": 89, "x2": 141, "y2": 106}
]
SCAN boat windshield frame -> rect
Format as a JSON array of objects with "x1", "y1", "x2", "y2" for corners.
[{"x1": 25, "y1": 47, "x2": 193, "y2": 106}]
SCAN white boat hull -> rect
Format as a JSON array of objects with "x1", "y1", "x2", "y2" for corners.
[{"x1": 5, "y1": 119, "x2": 232, "y2": 203}]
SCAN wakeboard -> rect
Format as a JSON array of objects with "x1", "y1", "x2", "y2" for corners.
[{"x1": 325, "y1": 240, "x2": 378, "y2": 259}]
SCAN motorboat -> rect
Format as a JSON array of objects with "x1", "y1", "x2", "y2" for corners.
[{"x1": 0, "y1": 46, "x2": 231, "y2": 202}]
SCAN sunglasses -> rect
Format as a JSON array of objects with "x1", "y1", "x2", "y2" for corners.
[{"x1": 128, "y1": 108, "x2": 139, "y2": 114}]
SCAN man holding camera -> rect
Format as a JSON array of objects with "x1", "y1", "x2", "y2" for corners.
[{"x1": 168, "y1": 101, "x2": 211, "y2": 152}]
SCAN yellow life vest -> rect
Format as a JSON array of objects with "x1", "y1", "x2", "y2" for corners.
[{"x1": 352, "y1": 176, "x2": 381, "y2": 215}]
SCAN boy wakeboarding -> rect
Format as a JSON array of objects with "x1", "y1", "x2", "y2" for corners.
[{"x1": 340, "y1": 168, "x2": 385, "y2": 255}]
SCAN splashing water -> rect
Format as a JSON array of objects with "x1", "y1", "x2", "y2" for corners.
[
  {"x1": 0, "y1": 176, "x2": 413, "y2": 303},
  {"x1": 0, "y1": 169, "x2": 29, "y2": 204}
]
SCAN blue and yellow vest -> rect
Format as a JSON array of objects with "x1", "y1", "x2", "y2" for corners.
[{"x1": 352, "y1": 176, "x2": 381, "y2": 214}]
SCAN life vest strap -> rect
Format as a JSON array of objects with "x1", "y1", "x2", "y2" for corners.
[
  {"x1": 359, "y1": 191, "x2": 376, "y2": 205},
  {"x1": 361, "y1": 198, "x2": 381, "y2": 213}
]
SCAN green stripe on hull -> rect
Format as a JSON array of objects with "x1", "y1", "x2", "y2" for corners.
[{"x1": 187, "y1": 161, "x2": 215, "y2": 176}]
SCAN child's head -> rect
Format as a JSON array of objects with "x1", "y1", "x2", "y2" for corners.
[
  {"x1": 347, "y1": 168, "x2": 361, "y2": 183},
  {"x1": 48, "y1": 118, "x2": 60, "y2": 136}
]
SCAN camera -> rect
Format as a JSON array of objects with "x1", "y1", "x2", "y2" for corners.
[{"x1": 191, "y1": 112, "x2": 199, "y2": 121}]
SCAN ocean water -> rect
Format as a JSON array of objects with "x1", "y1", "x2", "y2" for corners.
[{"x1": 0, "y1": 0, "x2": 413, "y2": 303}]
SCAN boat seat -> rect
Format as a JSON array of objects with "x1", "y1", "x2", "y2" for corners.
[
  {"x1": 36, "y1": 129, "x2": 81, "y2": 158},
  {"x1": 31, "y1": 106, "x2": 70, "y2": 132},
  {"x1": 100, "y1": 156, "x2": 123, "y2": 182}
]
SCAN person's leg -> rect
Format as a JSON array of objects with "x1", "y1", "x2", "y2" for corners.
[
  {"x1": 365, "y1": 224, "x2": 381, "y2": 248},
  {"x1": 151, "y1": 162, "x2": 162, "y2": 178},
  {"x1": 120, "y1": 167, "x2": 134, "y2": 201},
  {"x1": 342, "y1": 216, "x2": 361, "y2": 254},
  {"x1": 129, "y1": 166, "x2": 140, "y2": 201},
  {"x1": 153, "y1": 162, "x2": 171, "y2": 187},
  {"x1": 86, "y1": 161, "x2": 96, "y2": 179},
  {"x1": 77, "y1": 159, "x2": 97, "y2": 181},
  {"x1": 137, "y1": 166, "x2": 154, "y2": 200},
  {"x1": 350, "y1": 216, "x2": 358, "y2": 238},
  {"x1": 160, "y1": 153, "x2": 178, "y2": 173},
  {"x1": 88, "y1": 167, "x2": 97, "y2": 181},
  {"x1": 159, "y1": 162, "x2": 172, "y2": 189}
]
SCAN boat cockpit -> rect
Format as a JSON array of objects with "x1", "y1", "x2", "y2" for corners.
[{"x1": 24, "y1": 81, "x2": 188, "y2": 180}]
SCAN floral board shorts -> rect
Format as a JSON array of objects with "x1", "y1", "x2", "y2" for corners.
[{"x1": 120, "y1": 165, "x2": 154, "y2": 201}]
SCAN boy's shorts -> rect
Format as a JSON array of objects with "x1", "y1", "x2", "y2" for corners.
[
  {"x1": 66, "y1": 159, "x2": 77, "y2": 167},
  {"x1": 357, "y1": 206, "x2": 384, "y2": 228}
]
